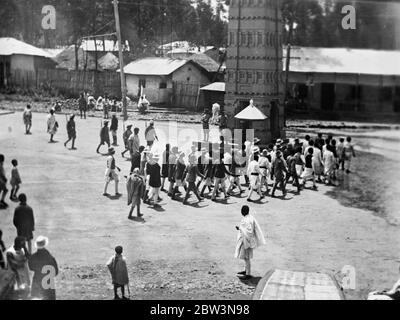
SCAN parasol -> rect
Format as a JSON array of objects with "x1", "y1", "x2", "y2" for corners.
[{"x1": 234, "y1": 99, "x2": 268, "y2": 120}]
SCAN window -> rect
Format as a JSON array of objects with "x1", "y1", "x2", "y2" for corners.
[
  {"x1": 139, "y1": 78, "x2": 146, "y2": 88},
  {"x1": 159, "y1": 82, "x2": 167, "y2": 89},
  {"x1": 241, "y1": 32, "x2": 246, "y2": 46},
  {"x1": 256, "y1": 71, "x2": 263, "y2": 83},
  {"x1": 229, "y1": 32, "x2": 235, "y2": 46},
  {"x1": 247, "y1": 72, "x2": 253, "y2": 83},
  {"x1": 240, "y1": 71, "x2": 245, "y2": 83},
  {"x1": 248, "y1": 32, "x2": 253, "y2": 46},
  {"x1": 187, "y1": 77, "x2": 191, "y2": 82},
  {"x1": 257, "y1": 32, "x2": 263, "y2": 46}
]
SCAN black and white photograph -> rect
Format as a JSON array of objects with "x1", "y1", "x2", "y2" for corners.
[{"x1": 0, "y1": 0, "x2": 399, "y2": 306}]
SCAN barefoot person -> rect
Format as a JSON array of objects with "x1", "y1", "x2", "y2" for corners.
[
  {"x1": 127, "y1": 168, "x2": 145, "y2": 219},
  {"x1": 183, "y1": 155, "x2": 204, "y2": 205},
  {"x1": 343, "y1": 136, "x2": 356, "y2": 174},
  {"x1": 121, "y1": 125, "x2": 133, "y2": 158},
  {"x1": 301, "y1": 147, "x2": 317, "y2": 190},
  {"x1": 64, "y1": 114, "x2": 76, "y2": 150},
  {"x1": 106, "y1": 246, "x2": 130, "y2": 300},
  {"x1": 103, "y1": 148, "x2": 121, "y2": 197},
  {"x1": 144, "y1": 120, "x2": 158, "y2": 149},
  {"x1": 23, "y1": 105, "x2": 32, "y2": 134},
  {"x1": 46, "y1": 109, "x2": 58, "y2": 143},
  {"x1": 234, "y1": 205, "x2": 266, "y2": 280},
  {"x1": 110, "y1": 113, "x2": 119, "y2": 146},
  {"x1": 247, "y1": 153, "x2": 263, "y2": 202},
  {"x1": 96, "y1": 120, "x2": 110, "y2": 154},
  {"x1": 13, "y1": 194, "x2": 35, "y2": 254},
  {"x1": 10, "y1": 159, "x2": 22, "y2": 201}
]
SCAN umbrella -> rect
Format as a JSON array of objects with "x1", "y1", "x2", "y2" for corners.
[{"x1": 234, "y1": 99, "x2": 268, "y2": 120}]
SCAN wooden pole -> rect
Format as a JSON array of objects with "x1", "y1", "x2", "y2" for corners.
[{"x1": 113, "y1": 0, "x2": 128, "y2": 121}]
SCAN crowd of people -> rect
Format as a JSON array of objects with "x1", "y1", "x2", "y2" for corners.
[
  {"x1": 0, "y1": 189, "x2": 58, "y2": 300},
  {"x1": 121, "y1": 127, "x2": 357, "y2": 219},
  {"x1": 0, "y1": 102, "x2": 365, "y2": 300}
]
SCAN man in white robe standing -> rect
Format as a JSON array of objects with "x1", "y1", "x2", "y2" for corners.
[{"x1": 235, "y1": 205, "x2": 266, "y2": 280}]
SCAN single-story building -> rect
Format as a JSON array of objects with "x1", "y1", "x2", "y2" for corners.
[
  {"x1": 0, "y1": 37, "x2": 56, "y2": 87},
  {"x1": 120, "y1": 57, "x2": 212, "y2": 106},
  {"x1": 284, "y1": 47, "x2": 400, "y2": 119}
]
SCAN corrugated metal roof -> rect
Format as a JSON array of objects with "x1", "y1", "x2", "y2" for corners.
[
  {"x1": 200, "y1": 82, "x2": 225, "y2": 92},
  {"x1": 0, "y1": 37, "x2": 53, "y2": 58},
  {"x1": 284, "y1": 46, "x2": 400, "y2": 76},
  {"x1": 189, "y1": 53, "x2": 220, "y2": 73},
  {"x1": 122, "y1": 57, "x2": 189, "y2": 76}
]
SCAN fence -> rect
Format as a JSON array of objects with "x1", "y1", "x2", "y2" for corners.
[
  {"x1": 172, "y1": 81, "x2": 203, "y2": 111},
  {"x1": 9, "y1": 68, "x2": 121, "y2": 98}
]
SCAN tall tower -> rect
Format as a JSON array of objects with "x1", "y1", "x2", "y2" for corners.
[{"x1": 224, "y1": 0, "x2": 285, "y2": 144}]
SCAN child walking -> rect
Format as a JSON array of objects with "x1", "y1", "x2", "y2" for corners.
[
  {"x1": 106, "y1": 246, "x2": 130, "y2": 300},
  {"x1": 10, "y1": 159, "x2": 22, "y2": 201}
]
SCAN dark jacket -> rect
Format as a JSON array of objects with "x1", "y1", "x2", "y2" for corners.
[
  {"x1": 110, "y1": 117, "x2": 118, "y2": 131},
  {"x1": 186, "y1": 164, "x2": 204, "y2": 183},
  {"x1": 100, "y1": 126, "x2": 110, "y2": 141},
  {"x1": 272, "y1": 158, "x2": 288, "y2": 180},
  {"x1": 174, "y1": 161, "x2": 187, "y2": 180},
  {"x1": 28, "y1": 248, "x2": 58, "y2": 300},
  {"x1": 13, "y1": 204, "x2": 35, "y2": 240},
  {"x1": 78, "y1": 97, "x2": 87, "y2": 110},
  {"x1": 66, "y1": 119, "x2": 76, "y2": 137}
]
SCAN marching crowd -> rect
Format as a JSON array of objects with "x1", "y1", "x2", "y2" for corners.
[{"x1": 120, "y1": 126, "x2": 357, "y2": 219}]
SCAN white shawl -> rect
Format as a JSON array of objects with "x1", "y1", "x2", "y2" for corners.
[{"x1": 235, "y1": 214, "x2": 266, "y2": 258}]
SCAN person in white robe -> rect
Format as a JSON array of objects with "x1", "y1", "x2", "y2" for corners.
[
  {"x1": 46, "y1": 109, "x2": 58, "y2": 143},
  {"x1": 234, "y1": 205, "x2": 266, "y2": 279}
]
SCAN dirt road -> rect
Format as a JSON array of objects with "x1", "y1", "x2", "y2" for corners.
[{"x1": 0, "y1": 112, "x2": 399, "y2": 300}]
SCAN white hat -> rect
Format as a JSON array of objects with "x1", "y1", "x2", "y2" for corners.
[{"x1": 35, "y1": 236, "x2": 49, "y2": 249}]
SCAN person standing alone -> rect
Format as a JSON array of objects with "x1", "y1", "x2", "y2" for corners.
[
  {"x1": 97, "y1": 121, "x2": 111, "y2": 154},
  {"x1": 110, "y1": 114, "x2": 119, "y2": 146},
  {"x1": 46, "y1": 109, "x2": 58, "y2": 143},
  {"x1": 78, "y1": 93, "x2": 87, "y2": 119},
  {"x1": 13, "y1": 194, "x2": 35, "y2": 254},
  {"x1": 103, "y1": 148, "x2": 121, "y2": 197},
  {"x1": 23, "y1": 104, "x2": 32, "y2": 135},
  {"x1": 235, "y1": 205, "x2": 266, "y2": 280},
  {"x1": 64, "y1": 114, "x2": 77, "y2": 150}
]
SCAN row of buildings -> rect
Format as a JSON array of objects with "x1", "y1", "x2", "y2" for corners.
[{"x1": 1, "y1": 0, "x2": 400, "y2": 144}]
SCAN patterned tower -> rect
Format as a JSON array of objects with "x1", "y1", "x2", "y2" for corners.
[{"x1": 224, "y1": 0, "x2": 285, "y2": 144}]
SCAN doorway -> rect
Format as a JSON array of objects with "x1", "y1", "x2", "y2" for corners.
[{"x1": 321, "y1": 83, "x2": 335, "y2": 110}]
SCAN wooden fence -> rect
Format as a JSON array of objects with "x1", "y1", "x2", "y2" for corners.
[
  {"x1": 172, "y1": 81, "x2": 203, "y2": 111},
  {"x1": 9, "y1": 68, "x2": 121, "y2": 98}
]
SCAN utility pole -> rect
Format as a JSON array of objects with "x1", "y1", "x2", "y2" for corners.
[
  {"x1": 284, "y1": 23, "x2": 294, "y2": 104},
  {"x1": 113, "y1": 0, "x2": 128, "y2": 121}
]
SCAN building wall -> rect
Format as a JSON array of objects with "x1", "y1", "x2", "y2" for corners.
[
  {"x1": 126, "y1": 74, "x2": 172, "y2": 104},
  {"x1": 289, "y1": 72, "x2": 400, "y2": 117},
  {"x1": 10, "y1": 54, "x2": 35, "y2": 73},
  {"x1": 224, "y1": 0, "x2": 285, "y2": 144},
  {"x1": 171, "y1": 63, "x2": 210, "y2": 85},
  {"x1": 125, "y1": 62, "x2": 209, "y2": 105}
]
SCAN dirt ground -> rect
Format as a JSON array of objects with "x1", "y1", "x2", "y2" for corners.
[{"x1": 0, "y1": 111, "x2": 399, "y2": 300}]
